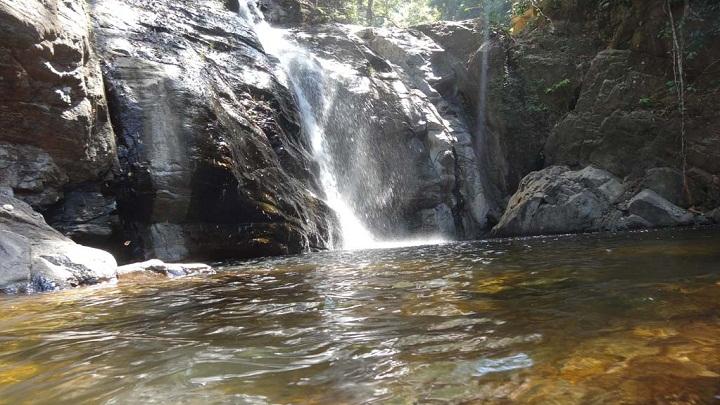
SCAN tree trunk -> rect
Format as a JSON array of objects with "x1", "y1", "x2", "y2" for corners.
[{"x1": 366, "y1": 0, "x2": 374, "y2": 25}]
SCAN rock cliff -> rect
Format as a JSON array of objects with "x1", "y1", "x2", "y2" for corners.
[
  {"x1": 91, "y1": 0, "x2": 337, "y2": 261},
  {"x1": 414, "y1": 0, "x2": 720, "y2": 235},
  {"x1": 0, "y1": 0, "x2": 118, "y2": 246}
]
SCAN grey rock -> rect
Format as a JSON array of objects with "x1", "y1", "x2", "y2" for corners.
[
  {"x1": 259, "y1": 0, "x2": 326, "y2": 26},
  {"x1": 614, "y1": 214, "x2": 653, "y2": 231},
  {"x1": 641, "y1": 167, "x2": 688, "y2": 208},
  {"x1": 0, "y1": 193, "x2": 117, "y2": 293},
  {"x1": 627, "y1": 189, "x2": 695, "y2": 227},
  {"x1": 117, "y1": 259, "x2": 213, "y2": 278},
  {"x1": 0, "y1": 143, "x2": 68, "y2": 209},
  {"x1": 0, "y1": 231, "x2": 32, "y2": 293},
  {"x1": 709, "y1": 208, "x2": 720, "y2": 224},
  {"x1": 492, "y1": 166, "x2": 625, "y2": 237},
  {"x1": 46, "y1": 189, "x2": 119, "y2": 245},
  {"x1": 419, "y1": 204, "x2": 457, "y2": 237}
]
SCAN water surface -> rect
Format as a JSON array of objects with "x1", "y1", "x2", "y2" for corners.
[{"x1": 1, "y1": 229, "x2": 719, "y2": 404}]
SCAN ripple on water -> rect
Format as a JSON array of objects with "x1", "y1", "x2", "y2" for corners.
[{"x1": 0, "y1": 229, "x2": 719, "y2": 403}]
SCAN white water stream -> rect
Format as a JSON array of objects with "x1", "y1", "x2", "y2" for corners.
[{"x1": 239, "y1": 1, "x2": 443, "y2": 250}]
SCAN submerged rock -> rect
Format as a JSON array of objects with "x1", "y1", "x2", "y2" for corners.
[
  {"x1": 0, "y1": 193, "x2": 117, "y2": 293},
  {"x1": 117, "y1": 259, "x2": 213, "y2": 278}
]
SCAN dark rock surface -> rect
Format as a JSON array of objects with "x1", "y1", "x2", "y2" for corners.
[
  {"x1": 90, "y1": 0, "x2": 336, "y2": 261},
  {"x1": 45, "y1": 187, "x2": 120, "y2": 250},
  {"x1": 0, "y1": 0, "x2": 116, "y2": 203},
  {"x1": 259, "y1": 0, "x2": 326, "y2": 26}
]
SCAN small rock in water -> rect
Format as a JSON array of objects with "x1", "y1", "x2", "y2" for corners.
[
  {"x1": 2, "y1": 204, "x2": 14, "y2": 211},
  {"x1": 117, "y1": 259, "x2": 213, "y2": 278},
  {"x1": 473, "y1": 353, "x2": 534, "y2": 377}
]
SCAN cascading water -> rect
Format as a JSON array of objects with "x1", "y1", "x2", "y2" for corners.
[{"x1": 238, "y1": 1, "x2": 378, "y2": 250}]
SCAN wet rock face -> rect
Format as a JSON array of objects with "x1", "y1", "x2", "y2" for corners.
[
  {"x1": 285, "y1": 24, "x2": 490, "y2": 238},
  {"x1": 91, "y1": 0, "x2": 336, "y2": 261},
  {"x1": 0, "y1": 191, "x2": 117, "y2": 293},
  {"x1": 44, "y1": 187, "x2": 120, "y2": 250},
  {"x1": 0, "y1": 0, "x2": 116, "y2": 206}
]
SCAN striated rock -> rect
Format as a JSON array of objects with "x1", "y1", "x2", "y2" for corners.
[
  {"x1": 491, "y1": 166, "x2": 625, "y2": 237},
  {"x1": 627, "y1": 190, "x2": 695, "y2": 228},
  {"x1": 117, "y1": 259, "x2": 213, "y2": 278},
  {"x1": 91, "y1": 0, "x2": 336, "y2": 261},
  {"x1": 0, "y1": 193, "x2": 117, "y2": 293},
  {"x1": 0, "y1": 0, "x2": 119, "y2": 252}
]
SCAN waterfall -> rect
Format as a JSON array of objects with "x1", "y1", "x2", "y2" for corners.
[
  {"x1": 238, "y1": 1, "x2": 378, "y2": 250},
  {"x1": 238, "y1": 1, "x2": 445, "y2": 250}
]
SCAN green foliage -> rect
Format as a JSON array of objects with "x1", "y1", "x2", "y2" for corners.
[
  {"x1": 314, "y1": 0, "x2": 526, "y2": 27},
  {"x1": 544, "y1": 78, "x2": 571, "y2": 94},
  {"x1": 526, "y1": 94, "x2": 548, "y2": 113},
  {"x1": 639, "y1": 97, "x2": 653, "y2": 108}
]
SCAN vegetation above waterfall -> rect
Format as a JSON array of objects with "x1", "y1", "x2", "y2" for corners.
[{"x1": 311, "y1": 0, "x2": 534, "y2": 27}]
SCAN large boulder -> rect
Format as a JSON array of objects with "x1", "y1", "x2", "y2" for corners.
[
  {"x1": 492, "y1": 166, "x2": 704, "y2": 237},
  {"x1": 91, "y1": 0, "x2": 337, "y2": 261},
  {"x1": 0, "y1": 191, "x2": 117, "y2": 293},
  {"x1": 491, "y1": 166, "x2": 625, "y2": 237},
  {"x1": 627, "y1": 189, "x2": 695, "y2": 227}
]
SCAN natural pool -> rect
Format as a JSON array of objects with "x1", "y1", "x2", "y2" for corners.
[{"x1": 0, "y1": 229, "x2": 719, "y2": 404}]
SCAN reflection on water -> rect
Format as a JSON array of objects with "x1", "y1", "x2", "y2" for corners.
[{"x1": 0, "y1": 229, "x2": 719, "y2": 404}]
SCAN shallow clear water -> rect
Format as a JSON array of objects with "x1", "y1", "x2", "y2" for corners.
[{"x1": 1, "y1": 229, "x2": 719, "y2": 404}]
